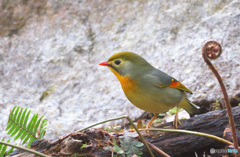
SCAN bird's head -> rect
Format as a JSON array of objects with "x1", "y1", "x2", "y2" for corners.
[{"x1": 99, "y1": 52, "x2": 152, "y2": 79}]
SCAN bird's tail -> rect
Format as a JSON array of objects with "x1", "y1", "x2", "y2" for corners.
[{"x1": 179, "y1": 98, "x2": 201, "y2": 116}]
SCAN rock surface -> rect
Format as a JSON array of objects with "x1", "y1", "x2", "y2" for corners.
[{"x1": 0, "y1": 0, "x2": 240, "y2": 139}]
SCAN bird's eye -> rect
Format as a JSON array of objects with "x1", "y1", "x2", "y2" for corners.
[{"x1": 115, "y1": 60, "x2": 121, "y2": 65}]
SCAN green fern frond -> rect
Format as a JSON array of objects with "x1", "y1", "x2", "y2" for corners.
[
  {"x1": 5, "y1": 106, "x2": 47, "y2": 148},
  {"x1": 39, "y1": 118, "x2": 47, "y2": 139},
  {"x1": 0, "y1": 139, "x2": 14, "y2": 157}
]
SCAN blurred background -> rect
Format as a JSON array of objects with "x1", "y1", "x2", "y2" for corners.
[{"x1": 0, "y1": 0, "x2": 240, "y2": 139}]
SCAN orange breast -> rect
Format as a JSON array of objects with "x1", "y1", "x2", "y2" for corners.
[
  {"x1": 110, "y1": 68, "x2": 137, "y2": 93},
  {"x1": 119, "y1": 75, "x2": 137, "y2": 92}
]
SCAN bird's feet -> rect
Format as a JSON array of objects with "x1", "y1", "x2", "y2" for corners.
[
  {"x1": 145, "y1": 121, "x2": 152, "y2": 133},
  {"x1": 173, "y1": 108, "x2": 182, "y2": 129},
  {"x1": 145, "y1": 114, "x2": 159, "y2": 133}
]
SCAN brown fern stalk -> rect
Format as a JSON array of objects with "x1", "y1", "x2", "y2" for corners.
[{"x1": 202, "y1": 40, "x2": 239, "y2": 156}]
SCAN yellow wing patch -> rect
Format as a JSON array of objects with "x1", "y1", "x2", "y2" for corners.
[{"x1": 157, "y1": 79, "x2": 193, "y2": 94}]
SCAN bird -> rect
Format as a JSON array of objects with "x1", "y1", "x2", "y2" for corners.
[{"x1": 99, "y1": 52, "x2": 199, "y2": 129}]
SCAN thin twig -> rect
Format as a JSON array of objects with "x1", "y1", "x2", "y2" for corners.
[
  {"x1": 146, "y1": 140, "x2": 170, "y2": 157},
  {"x1": 77, "y1": 115, "x2": 155, "y2": 157},
  {"x1": 141, "y1": 128, "x2": 238, "y2": 147},
  {"x1": 202, "y1": 40, "x2": 239, "y2": 156},
  {"x1": 0, "y1": 141, "x2": 49, "y2": 157},
  {"x1": 124, "y1": 116, "x2": 155, "y2": 157},
  {"x1": 77, "y1": 115, "x2": 126, "y2": 132}
]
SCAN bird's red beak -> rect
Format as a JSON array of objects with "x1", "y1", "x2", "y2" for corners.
[{"x1": 99, "y1": 61, "x2": 109, "y2": 66}]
